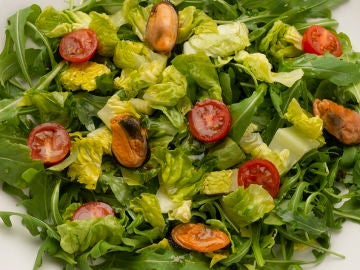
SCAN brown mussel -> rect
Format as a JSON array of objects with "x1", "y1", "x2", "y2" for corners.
[
  {"x1": 110, "y1": 113, "x2": 149, "y2": 168},
  {"x1": 144, "y1": 0, "x2": 179, "y2": 56}
]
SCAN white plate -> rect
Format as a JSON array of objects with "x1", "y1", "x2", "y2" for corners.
[{"x1": 0, "y1": 1, "x2": 359, "y2": 269}]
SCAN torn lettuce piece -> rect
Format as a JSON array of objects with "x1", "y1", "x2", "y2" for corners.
[
  {"x1": 130, "y1": 193, "x2": 166, "y2": 233},
  {"x1": 156, "y1": 188, "x2": 192, "y2": 223},
  {"x1": 176, "y1": 6, "x2": 218, "y2": 44},
  {"x1": 67, "y1": 137, "x2": 104, "y2": 190},
  {"x1": 60, "y1": 62, "x2": 111, "y2": 91},
  {"x1": 122, "y1": 0, "x2": 151, "y2": 41},
  {"x1": 87, "y1": 126, "x2": 113, "y2": 155},
  {"x1": 259, "y1": 20, "x2": 303, "y2": 60},
  {"x1": 57, "y1": 215, "x2": 125, "y2": 254},
  {"x1": 221, "y1": 185, "x2": 275, "y2": 228},
  {"x1": 143, "y1": 65, "x2": 187, "y2": 106},
  {"x1": 205, "y1": 137, "x2": 246, "y2": 170},
  {"x1": 240, "y1": 123, "x2": 289, "y2": 175},
  {"x1": 89, "y1": 11, "x2": 120, "y2": 57},
  {"x1": 113, "y1": 40, "x2": 167, "y2": 70},
  {"x1": 284, "y1": 98, "x2": 323, "y2": 140},
  {"x1": 200, "y1": 170, "x2": 237, "y2": 195},
  {"x1": 35, "y1": 6, "x2": 91, "y2": 37},
  {"x1": 114, "y1": 60, "x2": 166, "y2": 99},
  {"x1": 269, "y1": 99, "x2": 324, "y2": 172},
  {"x1": 172, "y1": 52, "x2": 222, "y2": 101},
  {"x1": 234, "y1": 50, "x2": 304, "y2": 87},
  {"x1": 183, "y1": 21, "x2": 250, "y2": 57}
]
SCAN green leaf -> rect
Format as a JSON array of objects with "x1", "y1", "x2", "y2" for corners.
[
  {"x1": 0, "y1": 140, "x2": 43, "y2": 189},
  {"x1": 7, "y1": 5, "x2": 41, "y2": 87},
  {"x1": 281, "y1": 54, "x2": 360, "y2": 86},
  {"x1": 229, "y1": 83, "x2": 267, "y2": 143}
]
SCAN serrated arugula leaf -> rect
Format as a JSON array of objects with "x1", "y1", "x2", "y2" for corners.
[
  {"x1": 229, "y1": 83, "x2": 267, "y2": 143},
  {"x1": 0, "y1": 140, "x2": 43, "y2": 189},
  {"x1": 281, "y1": 54, "x2": 360, "y2": 86}
]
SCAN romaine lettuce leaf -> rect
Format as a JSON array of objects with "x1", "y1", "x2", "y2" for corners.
[
  {"x1": 143, "y1": 65, "x2": 187, "y2": 106},
  {"x1": 234, "y1": 50, "x2": 304, "y2": 87},
  {"x1": 221, "y1": 185, "x2": 275, "y2": 228},
  {"x1": 259, "y1": 20, "x2": 303, "y2": 60},
  {"x1": 130, "y1": 193, "x2": 166, "y2": 233},
  {"x1": 172, "y1": 52, "x2": 222, "y2": 101},
  {"x1": 200, "y1": 170, "x2": 236, "y2": 195},
  {"x1": 183, "y1": 21, "x2": 250, "y2": 57},
  {"x1": 57, "y1": 215, "x2": 125, "y2": 254},
  {"x1": 177, "y1": 6, "x2": 218, "y2": 44},
  {"x1": 35, "y1": 7, "x2": 91, "y2": 37},
  {"x1": 67, "y1": 137, "x2": 105, "y2": 190},
  {"x1": 89, "y1": 11, "x2": 120, "y2": 57},
  {"x1": 240, "y1": 123, "x2": 289, "y2": 175}
]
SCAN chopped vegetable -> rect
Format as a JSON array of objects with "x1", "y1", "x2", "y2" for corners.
[
  {"x1": 27, "y1": 122, "x2": 71, "y2": 166},
  {"x1": 188, "y1": 99, "x2": 231, "y2": 143},
  {"x1": 60, "y1": 61, "x2": 111, "y2": 91},
  {"x1": 1, "y1": 1, "x2": 360, "y2": 269},
  {"x1": 59, "y1": 28, "x2": 98, "y2": 63},
  {"x1": 302, "y1": 25, "x2": 342, "y2": 57}
]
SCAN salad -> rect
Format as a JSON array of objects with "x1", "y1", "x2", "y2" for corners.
[{"x1": 1, "y1": 0, "x2": 360, "y2": 269}]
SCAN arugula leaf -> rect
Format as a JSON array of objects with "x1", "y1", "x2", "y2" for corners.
[
  {"x1": 0, "y1": 140, "x2": 43, "y2": 189},
  {"x1": 7, "y1": 5, "x2": 42, "y2": 87},
  {"x1": 229, "y1": 83, "x2": 267, "y2": 143},
  {"x1": 281, "y1": 54, "x2": 360, "y2": 86}
]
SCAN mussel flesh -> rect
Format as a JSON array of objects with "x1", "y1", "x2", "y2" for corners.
[{"x1": 110, "y1": 113, "x2": 149, "y2": 168}]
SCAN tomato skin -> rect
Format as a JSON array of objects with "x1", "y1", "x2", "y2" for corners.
[
  {"x1": 237, "y1": 158, "x2": 280, "y2": 198},
  {"x1": 72, "y1": 202, "x2": 115, "y2": 221},
  {"x1": 302, "y1": 25, "x2": 342, "y2": 57},
  {"x1": 59, "y1": 29, "x2": 98, "y2": 63},
  {"x1": 171, "y1": 223, "x2": 230, "y2": 252},
  {"x1": 188, "y1": 99, "x2": 231, "y2": 143},
  {"x1": 27, "y1": 123, "x2": 71, "y2": 166}
]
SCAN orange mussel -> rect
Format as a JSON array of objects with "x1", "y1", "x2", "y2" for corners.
[
  {"x1": 110, "y1": 113, "x2": 149, "y2": 168},
  {"x1": 144, "y1": 0, "x2": 179, "y2": 56},
  {"x1": 313, "y1": 98, "x2": 360, "y2": 145},
  {"x1": 171, "y1": 223, "x2": 231, "y2": 253}
]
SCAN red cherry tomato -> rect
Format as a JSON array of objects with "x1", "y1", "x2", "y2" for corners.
[
  {"x1": 302, "y1": 25, "x2": 342, "y2": 57},
  {"x1": 72, "y1": 202, "x2": 115, "y2": 221},
  {"x1": 188, "y1": 99, "x2": 231, "y2": 143},
  {"x1": 59, "y1": 29, "x2": 98, "y2": 63},
  {"x1": 27, "y1": 123, "x2": 71, "y2": 166},
  {"x1": 237, "y1": 158, "x2": 280, "y2": 198}
]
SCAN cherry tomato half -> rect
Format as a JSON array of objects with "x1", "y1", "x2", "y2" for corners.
[
  {"x1": 237, "y1": 158, "x2": 280, "y2": 198},
  {"x1": 72, "y1": 202, "x2": 115, "y2": 221},
  {"x1": 171, "y1": 223, "x2": 230, "y2": 252},
  {"x1": 27, "y1": 123, "x2": 71, "y2": 166},
  {"x1": 302, "y1": 25, "x2": 342, "y2": 57},
  {"x1": 59, "y1": 29, "x2": 98, "y2": 63},
  {"x1": 188, "y1": 99, "x2": 231, "y2": 143}
]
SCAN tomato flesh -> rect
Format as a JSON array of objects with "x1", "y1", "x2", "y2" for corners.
[
  {"x1": 237, "y1": 158, "x2": 280, "y2": 197},
  {"x1": 27, "y1": 123, "x2": 71, "y2": 166},
  {"x1": 171, "y1": 223, "x2": 230, "y2": 252},
  {"x1": 302, "y1": 25, "x2": 342, "y2": 57},
  {"x1": 72, "y1": 202, "x2": 115, "y2": 220},
  {"x1": 188, "y1": 99, "x2": 231, "y2": 143},
  {"x1": 59, "y1": 29, "x2": 98, "y2": 63}
]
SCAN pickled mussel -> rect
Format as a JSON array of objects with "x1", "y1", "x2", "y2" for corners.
[
  {"x1": 110, "y1": 113, "x2": 149, "y2": 168},
  {"x1": 170, "y1": 223, "x2": 230, "y2": 253},
  {"x1": 144, "y1": 0, "x2": 179, "y2": 56}
]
